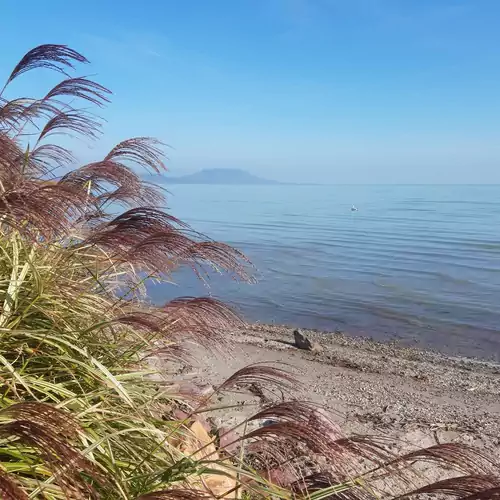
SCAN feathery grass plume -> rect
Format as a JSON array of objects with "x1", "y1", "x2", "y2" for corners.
[
  {"x1": 235, "y1": 399, "x2": 500, "y2": 499},
  {"x1": 248, "y1": 401, "x2": 342, "y2": 433},
  {"x1": 81, "y1": 207, "x2": 189, "y2": 242},
  {"x1": 0, "y1": 402, "x2": 80, "y2": 438},
  {"x1": 0, "y1": 132, "x2": 24, "y2": 172},
  {"x1": 218, "y1": 363, "x2": 298, "y2": 393},
  {"x1": 108, "y1": 298, "x2": 242, "y2": 349},
  {"x1": 0, "y1": 98, "x2": 36, "y2": 130},
  {"x1": 241, "y1": 401, "x2": 383, "y2": 478},
  {"x1": 0, "y1": 180, "x2": 88, "y2": 238},
  {"x1": 77, "y1": 207, "x2": 251, "y2": 280},
  {"x1": 38, "y1": 110, "x2": 101, "y2": 141},
  {"x1": 0, "y1": 469, "x2": 29, "y2": 500},
  {"x1": 104, "y1": 137, "x2": 167, "y2": 174},
  {"x1": 4, "y1": 45, "x2": 88, "y2": 88},
  {"x1": 162, "y1": 297, "x2": 243, "y2": 346},
  {"x1": 387, "y1": 443, "x2": 497, "y2": 477},
  {"x1": 136, "y1": 489, "x2": 209, "y2": 500},
  {"x1": 60, "y1": 160, "x2": 145, "y2": 198},
  {"x1": 0, "y1": 403, "x2": 109, "y2": 498},
  {"x1": 45, "y1": 77, "x2": 111, "y2": 107},
  {"x1": 30, "y1": 143, "x2": 75, "y2": 171},
  {"x1": 394, "y1": 475, "x2": 500, "y2": 499},
  {"x1": 460, "y1": 489, "x2": 500, "y2": 499},
  {"x1": 95, "y1": 180, "x2": 166, "y2": 209},
  {"x1": 292, "y1": 472, "x2": 373, "y2": 500}
]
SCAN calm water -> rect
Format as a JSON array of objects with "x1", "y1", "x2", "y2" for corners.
[{"x1": 149, "y1": 184, "x2": 500, "y2": 359}]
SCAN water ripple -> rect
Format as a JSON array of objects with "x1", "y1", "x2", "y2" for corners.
[{"x1": 159, "y1": 184, "x2": 500, "y2": 360}]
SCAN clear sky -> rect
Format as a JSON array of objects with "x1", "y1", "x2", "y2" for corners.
[{"x1": 1, "y1": 0, "x2": 500, "y2": 183}]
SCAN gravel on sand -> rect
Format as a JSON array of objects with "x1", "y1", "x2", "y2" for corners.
[{"x1": 175, "y1": 323, "x2": 500, "y2": 460}]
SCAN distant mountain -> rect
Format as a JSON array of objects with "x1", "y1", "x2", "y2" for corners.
[{"x1": 165, "y1": 168, "x2": 280, "y2": 185}]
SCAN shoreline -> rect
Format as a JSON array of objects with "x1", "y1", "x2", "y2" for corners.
[
  {"x1": 239, "y1": 318, "x2": 500, "y2": 362},
  {"x1": 247, "y1": 322, "x2": 500, "y2": 369},
  {"x1": 181, "y1": 322, "x2": 500, "y2": 464}
]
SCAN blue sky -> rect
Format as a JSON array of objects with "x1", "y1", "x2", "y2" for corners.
[{"x1": 1, "y1": 0, "x2": 500, "y2": 183}]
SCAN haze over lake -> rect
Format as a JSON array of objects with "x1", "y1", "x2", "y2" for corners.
[{"x1": 149, "y1": 183, "x2": 500, "y2": 360}]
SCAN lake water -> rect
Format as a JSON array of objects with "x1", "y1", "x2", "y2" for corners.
[{"x1": 148, "y1": 184, "x2": 500, "y2": 360}]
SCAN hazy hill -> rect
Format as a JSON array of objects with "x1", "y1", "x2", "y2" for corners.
[{"x1": 165, "y1": 168, "x2": 279, "y2": 185}]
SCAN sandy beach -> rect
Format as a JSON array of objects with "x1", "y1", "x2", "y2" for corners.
[{"x1": 173, "y1": 324, "x2": 500, "y2": 465}]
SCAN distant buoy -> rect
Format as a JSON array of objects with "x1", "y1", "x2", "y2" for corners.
[{"x1": 351, "y1": 205, "x2": 358, "y2": 212}]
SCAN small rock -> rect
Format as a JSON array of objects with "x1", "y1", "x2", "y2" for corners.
[
  {"x1": 262, "y1": 419, "x2": 277, "y2": 427},
  {"x1": 311, "y1": 341, "x2": 323, "y2": 353},
  {"x1": 294, "y1": 329, "x2": 312, "y2": 350}
]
